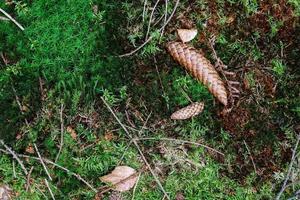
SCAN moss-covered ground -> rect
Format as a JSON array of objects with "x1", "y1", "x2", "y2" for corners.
[{"x1": 0, "y1": 0, "x2": 299, "y2": 199}]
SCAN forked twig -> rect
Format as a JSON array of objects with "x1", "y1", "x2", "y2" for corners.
[
  {"x1": 0, "y1": 140, "x2": 28, "y2": 175},
  {"x1": 276, "y1": 135, "x2": 300, "y2": 200},
  {"x1": 0, "y1": 8, "x2": 24, "y2": 31},
  {"x1": 243, "y1": 140, "x2": 257, "y2": 174},
  {"x1": 101, "y1": 97, "x2": 170, "y2": 199},
  {"x1": 145, "y1": 0, "x2": 161, "y2": 40},
  {"x1": 119, "y1": 0, "x2": 180, "y2": 57}
]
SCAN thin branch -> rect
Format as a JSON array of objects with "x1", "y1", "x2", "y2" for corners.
[
  {"x1": 142, "y1": 0, "x2": 148, "y2": 22},
  {"x1": 0, "y1": 8, "x2": 24, "y2": 31},
  {"x1": 243, "y1": 140, "x2": 257, "y2": 174},
  {"x1": 55, "y1": 104, "x2": 64, "y2": 163},
  {"x1": 0, "y1": 149, "x2": 97, "y2": 193},
  {"x1": 45, "y1": 179, "x2": 55, "y2": 200},
  {"x1": 0, "y1": 140, "x2": 28, "y2": 175},
  {"x1": 136, "y1": 137, "x2": 224, "y2": 156},
  {"x1": 101, "y1": 97, "x2": 170, "y2": 199},
  {"x1": 118, "y1": 0, "x2": 180, "y2": 57},
  {"x1": 34, "y1": 143, "x2": 52, "y2": 181},
  {"x1": 145, "y1": 0, "x2": 161, "y2": 40},
  {"x1": 131, "y1": 172, "x2": 141, "y2": 200},
  {"x1": 26, "y1": 166, "x2": 34, "y2": 192},
  {"x1": 276, "y1": 135, "x2": 300, "y2": 200}
]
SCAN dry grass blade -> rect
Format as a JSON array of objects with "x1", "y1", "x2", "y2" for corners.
[
  {"x1": 166, "y1": 42, "x2": 228, "y2": 105},
  {"x1": 171, "y1": 102, "x2": 204, "y2": 120}
]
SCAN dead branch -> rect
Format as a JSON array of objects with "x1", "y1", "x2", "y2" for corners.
[{"x1": 0, "y1": 140, "x2": 28, "y2": 175}]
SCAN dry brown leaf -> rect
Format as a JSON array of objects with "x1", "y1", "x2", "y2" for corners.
[
  {"x1": 177, "y1": 29, "x2": 198, "y2": 43},
  {"x1": 25, "y1": 145, "x2": 34, "y2": 154},
  {"x1": 67, "y1": 126, "x2": 77, "y2": 140},
  {"x1": 0, "y1": 185, "x2": 12, "y2": 200},
  {"x1": 171, "y1": 102, "x2": 204, "y2": 120},
  {"x1": 166, "y1": 42, "x2": 228, "y2": 105},
  {"x1": 100, "y1": 166, "x2": 138, "y2": 192}
]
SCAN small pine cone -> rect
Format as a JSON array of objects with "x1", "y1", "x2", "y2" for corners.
[
  {"x1": 171, "y1": 102, "x2": 204, "y2": 120},
  {"x1": 166, "y1": 42, "x2": 228, "y2": 106}
]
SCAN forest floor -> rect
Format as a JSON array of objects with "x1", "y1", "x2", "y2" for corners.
[{"x1": 0, "y1": 0, "x2": 300, "y2": 199}]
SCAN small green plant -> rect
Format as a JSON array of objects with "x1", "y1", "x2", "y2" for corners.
[{"x1": 271, "y1": 59, "x2": 285, "y2": 76}]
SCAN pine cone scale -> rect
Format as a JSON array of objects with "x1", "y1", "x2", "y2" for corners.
[{"x1": 166, "y1": 42, "x2": 228, "y2": 106}]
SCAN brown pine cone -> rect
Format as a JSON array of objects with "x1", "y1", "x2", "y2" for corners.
[
  {"x1": 166, "y1": 42, "x2": 228, "y2": 106},
  {"x1": 171, "y1": 102, "x2": 205, "y2": 120}
]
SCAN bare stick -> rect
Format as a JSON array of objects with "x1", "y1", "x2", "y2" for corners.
[
  {"x1": 0, "y1": 140, "x2": 28, "y2": 175},
  {"x1": 145, "y1": 0, "x2": 161, "y2": 40},
  {"x1": 0, "y1": 149, "x2": 97, "y2": 193},
  {"x1": 118, "y1": 0, "x2": 180, "y2": 57},
  {"x1": 0, "y1": 8, "x2": 24, "y2": 31},
  {"x1": 55, "y1": 104, "x2": 64, "y2": 163},
  {"x1": 131, "y1": 172, "x2": 141, "y2": 200},
  {"x1": 142, "y1": 0, "x2": 148, "y2": 22},
  {"x1": 243, "y1": 140, "x2": 257, "y2": 174},
  {"x1": 101, "y1": 97, "x2": 170, "y2": 199},
  {"x1": 136, "y1": 137, "x2": 224, "y2": 156},
  {"x1": 33, "y1": 143, "x2": 52, "y2": 181},
  {"x1": 11, "y1": 83, "x2": 29, "y2": 126},
  {"x1": 26, "y1": 166, "x2": 34, "y2": 192},
  {"x1": 44, "y1": 179, "x2": 55, "y2": 200},
  {"x1": 12, "y1": 160, "x2": 16, "y2": 178},
  {"x1": 276, "y1": 135, "x2": 300, "y2": 200}
]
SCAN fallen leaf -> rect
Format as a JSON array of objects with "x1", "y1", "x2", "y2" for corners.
[
  {"x1": 25, "y1": 145, "x2": 34, "y2": 154},
  {"x1": 177, "y1": 29, "x2": 198, "y2": 43},
  {"x1": 0, "y1": 185, "x2": 12, "y2": 200},
  {"x1": 104, "y1": 132, "x2": 116, "y2": 141},
  {"x1": 67, "y1": 126, "x2": 77, "y2": 140},
  {"x1": 100, "y1": 166, "x2": 138, "y2": 192}
]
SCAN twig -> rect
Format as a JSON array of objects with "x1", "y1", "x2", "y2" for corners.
[
  {"x1": 118, "y1": 0, "x2": 180, "y2": 57},
  {"x1": 34, "y1": 143, "x2": 52, "y2": 181},
  {"x1": 0, "y1": 8, "x2": 24, "y2": 31},
  {"x1": 160, "y1": 0, "x2": 169, "y2": 40},
  {"x1": 11, "y1": 82, "x2": 29, "y2": 126},
  {"x1": 26, "y1": 166, "x2": 34, "y2": 192},
  {"x1": 12, "y1": 160, "x2": 16, "y2": 178},
  {"x1": 44, "y1": 179, "x2": 55, "y2": 200},
  {"x1": 55, "y1": 104, "x2": 64, "y2": 163},
  {"x1": 131, "y1": 172, "x2": 141, "y2": 200},
  {"x1": 136, "y1": 137, "x2": 224, "y2": 156},
  {"x1": 243, "y1": 140, "x2": 257, "y2": 174},
  {"x1": 0, "y1": 140, "x2": 28, "y2": 175},
  {"x1": 145, "y1": 0, "x2": 161, "y2": 40},
  {"x1": 101, "y1": 97, "x2": 170, "y2": 199},
  {"x1": 276, "y1": 134, "x2": 300, "y2": 200},
  {"x1": 142, "y1": 0, "x2": 148, "y2": 22},
  {"x1": 0, "y1": 148, "x2": 97, "y2": 193}
]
